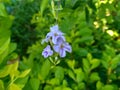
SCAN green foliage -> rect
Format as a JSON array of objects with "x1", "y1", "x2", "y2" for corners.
[
  {"x1": 30, "y1": 78, "x2": 40, "y2": 90},
  {"x1": 40, "y1": 0, "x2": 49, "y2": 16},
  {"x1": 0, "y1": 2, "x2": 13, "y2": 64},
  {"x1": 0, "y1": 0, "x2": 120, "y2": 90},
  {"x1": 10, "y1": 0, "x2": 40, "y2": 56},
  {"x1": 39, "y1": 60, "x2": 51, "y2": 80}
]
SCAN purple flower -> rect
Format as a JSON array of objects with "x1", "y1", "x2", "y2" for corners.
[
  {"x1": 41, "y1": 24, "x2": 72, "y2": 58},
  {"x1": 42, "y1": 45, "x2": 53, "y2": 58},
  {"x1": 50, "y1": 24, "x2": 59, "y2": 32},
  {"x1": 53, "y1": 41, "x2": 72, "y2": 58},
  {"x1": 46, "y1": 25, "x2": 65, "y2": 44},
  {"x1": 41, "y1": 36, "x2": 50, "y2": 44}
]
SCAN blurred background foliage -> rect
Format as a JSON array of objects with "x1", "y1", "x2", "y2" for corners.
[{"x1": 0, "y1": 0, "x2": 120, "y2": 90}]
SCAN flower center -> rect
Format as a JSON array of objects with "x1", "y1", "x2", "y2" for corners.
[
  {"x1": 45, "y1": 51, "x2": 48, "y2": 55},
  {"x1": 54, "y1": 33, "x2": 58, "y2": 36},
  {"x1": 60, "y1": 44, "x2": 64, "y2": 49}
]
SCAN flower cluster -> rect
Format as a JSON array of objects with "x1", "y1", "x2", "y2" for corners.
[{"x1": 42, "y1": 25, "x2": 72, "y2": 58}]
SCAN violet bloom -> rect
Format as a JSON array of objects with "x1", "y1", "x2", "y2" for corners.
[
  {"x1": 53, "y1": 39, "x2": 72, "y2": 57},
  {"x1": 42, "y1": 45, "x2": 53, "y2": 58},
  {"x1": 41, "y1": 24, "x2": 72, "y2": 58},
  {"x1": 50, "y1": 24, "x2": 59, "y2": 32},
  {"x1": 46, "y1": 25, "x2": 65, "y2": 44},
  {"x1": 41, "y1": 36, "x2": 50, "y2": 44}
]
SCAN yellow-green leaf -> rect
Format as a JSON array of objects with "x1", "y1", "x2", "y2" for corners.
[
  {"x1": 55, "y1": 66, "x2": 64, "y2": 81},
  {"x1": 0, "y1": 80, "x2": 4, "y2": 90},
  {"x1": 0, "y1": 65, "x2": 12, "y2": 78},
  {"x1": 96, "y1": 81, "x2": 103, "y2": 90},
  {"x1": 90, "y1": 72, "x2": 100, "y2": 83},
  {"x1": 75, "y1": 68, "x2": 85, "y2": 83},
  {"x1": 102, "y1": 85, "x2": 114, "y2": 90},
  {"x1": 30, "y1": 78, "x2": 40, "y2": 90},
  {"x1": 40, "y1": 60, "x2": 51, "y2": 80},
  {"x1": 9, "y1": 61, "x2": 19, "y2": 80},
  {"x1": 90, "y1": 59, "x2": 100, "y2": 70},
  {"x1": 40, "y1": 0, "x2": 49, "y2": 16},
  {"x1": 0, "y1": 3, "x2": 7, "y2": 17},
  {"x1": 18, "y1": 69, "x2": 31, "y2": 78},
  {"x1": 8, "y1": 83, "x2": 21, "y2": 90}
]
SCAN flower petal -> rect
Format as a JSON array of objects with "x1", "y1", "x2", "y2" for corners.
[
  {"x1": 49, "y1": 50, "x2": 53, "y2": 56},
  {"x1": 42, "y1": 45, "x2": 53, "y2": 58},
  {"x1": 42, "y1": 51, "x2": 48, "y2": 58},
  {"x1": 64, "y1": 44, "x2": 72, "y2": 53},
  {"x1": 56, "y1": 36, "x2": 65, "y2": 44},
  {"x1": 41, "y1": 38, "x2": 49, "y2": 44},
  {"x1": 59, "y1": 48, "x2": 66, "y2": 57},
  {"x1": 50, "y1": 25, "x2": 59, "y2": 32},
  {"x1": 47, "y1": 32, "x2": 53, "y2": 37},
  {"x1": 53, "y1": 44, "x2": 60, "y2": 52},
  {"x1": 52, "y1": 36, "x2": 58, "y2": 44}
]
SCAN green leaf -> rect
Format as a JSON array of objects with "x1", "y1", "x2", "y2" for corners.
[
  {"x1": 22, "y1": 80, "x2": 32, "y2": 90},
  {"x1": 78, "y1": 28, "x2": 92, "y2": 36},
  {"x1": 75, "y1": 68, "x2": 85, "y2": 83},
  {"x1": 79, "y1": 36, "x2": 94, "y2": 43},
  {"x1": 110, "y1": 54, "x2": 120, "y2": 69},
  {"x1": 0, "y1": 29, "x2": 10, "y2": 55},
  {"x1": 55, "y1": 66, "x2": 64, "y2": 82},
  {"x1": 78, "y1": 48, "x2": 88, "y2": 57},
  {"x1": 90, "y1": 72, "x2": 100, "y2": 83},
  {"x1": 40, "y1": 0, "x2": 49, "y2": 16},
  {"x1": 54, "y1": 86, "x2": 72, "y2": 90},
  {"x1": 83, "y1": 59, "x2": 90, "y2": 74},
  {"x1": 47, "y1": 78, "x2": 60, "y2": 86},
  {"x1": 78, "y1": 82, "x2": 85, "y2": 90},
  {"x1": 0, "y1": 29, "x2": 10, "y2": 64},
  {"x1": 18, "y1": 69, "x2": 31, "y2": 78},
  {"x1": 39, "y1": 60, "x2": 51, "y2": 80},
  {"x1": 8, "y1": 83, "x2": 21, "y2": 90},
  {"x1": 87, "y1": 53, "x2": 92, "y2": 61},
  {"x1": 60, "y1": 17, "x2": 75, "y2": 34},
  {"x1": 30, "y1": 78, "x2": 40, "y2": 90},
  {"x1": 8, "y1": 43, "x2": 17, "y2": 54},
  {"x1": 0, "y1": 16, "x2": 14, "y2": 29},
  {"x1": 0, "y1": 3, "x2": 7, "y2": 17},
  {"x1": 0, "y1": 0, "x2": 11, "y2": 3},
  {"x1": 51, "y1": 0, "x2": 57, "y2": 19},
  {"x1": 104, "y1": 45, "x2": 115, "y2": 58},
  {"x1": 15, "y1": 76, "x2": 29, "y2": 89},
  {"x1": 62, "y1": 79, "x2": 68, "y2": 86},
  {"x1": 54, "y1": 86, "x2": 61, "y2": 90},
  {"x1": 62, "y1": 87, "x2": 72, "y2": 90},
  {"x1": 0, "y1": 16, "x2": 13, "y2": 64},
  {"x1": 0, "y1": 50, "x2": 8, "y2": 65},
  {"x1": 0, "y1": 65, "x2": 12, "y2": 78},
  {"x1": 101, "y1": 60, "x2": 108, "y2": 69},
  {"x1": 9, "y1": 61, "x2": 19, "y2": 80},
  {"x1": 44, "y1": 85, "x2": 53, "y2": 90},
  {"x1": 90, "y1": 59, "x2": 100, "y2": 70},
  {"x1": 66, "y1": 60, "x2": 75, "y2": 70},
  {"x1": 67, "y1": 69, "x2": 75, "y2": 81},
  {"x1": 102, "y1": 85, "x2": 114, "y2": 90},
  {"x1": 0, "y1": 80, "x2": 4, "y2": 90},
  {"x1": 109, "y1": 73, "x2": 117, "y2": 80},
  {"x1": 96, "y1": 81, "x2": 103, "y2": 90}
]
